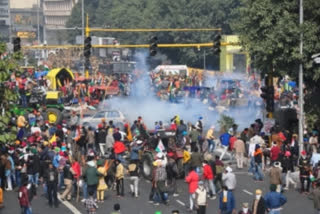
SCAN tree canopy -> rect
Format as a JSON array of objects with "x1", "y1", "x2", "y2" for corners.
[
  {"x1": 66, "y1": 0, "x2": 240, "y2": 68},
  {"x1": 0, "y1": 45, "x2": 22, "y2": 144},
  {"x1": 233, "y1": 0, "x2": 320, "y2": 129}
]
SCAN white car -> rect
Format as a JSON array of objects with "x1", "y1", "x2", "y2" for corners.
[{"x1": 81, "y1": 110, "x2": 126, "y2": 129}]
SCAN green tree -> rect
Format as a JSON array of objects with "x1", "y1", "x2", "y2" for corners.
[
  {"x1": 233, "y1": 0, "x2": 320, "y2": 128},
  {"x1": 0, "y1": 44, "x2": 22, "y2": 144}
]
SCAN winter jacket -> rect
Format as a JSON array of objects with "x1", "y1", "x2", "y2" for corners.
[
  {"x1": 18, "y1": 186, "x2": 30, "y2": 207},
  {"x1": 44, "y1": 167, "x2": 59, "y2": 184},
  {"x1": 222, "y1": 172, "x2": 237, "y2": 190},
  {"x1": 282, "y1": 157, "x2": 294, "y2": 173},
  {"x1": 115, "y1": 163, "x2": 124, "y2": 180},
  {"x1": 96, "y1": 129, "x2": 106, "y2": 144},
  {"x1": 185, "y1": 170, "x2": 199, "y2": 193},
  {"x1": 63, "y1": 164, "x2": 74, "y2": 180},
  {"x1": 52, "y1": 154, "x2": 60, "y2": 168},
  {"x1": 130, "y1": 144, "x2": 143, "y2": 160},
  {"x1": 32, "y1": 154, "x2": 40, "y2": 174},
  {"x1": 84, "y1": 165, "x2": 100, "y2": 186},
  {"x1": 113, "y1": 141, "x2": 126, "y2": 154},
  {"x1": 264, "y1": 191, "x2": 287, "y2": 209},
  {"x1": 203, "y1": 164, "x2": 214, "y2": 180},
  {"x1": 220, "y1": 133, "x2": 231, "y2": 147},
  {"x1": 219, "y1": 191, "x2": 235, "y2": 212},
  {"x1": 252, "y1": 197, "x2": 266, "y2": 214},
  {"x1": 190, "y1": 152, "x2": 203, "y2": 168},
  {"x1": 270, "y1": 146, "x2": 281, "y2": 161},
  {"x1": 71, "y1": 162, "x2": 81, "y2": 180},
  {"x1": 269, "y1": 167, "x2": 282, "y2": 185}
]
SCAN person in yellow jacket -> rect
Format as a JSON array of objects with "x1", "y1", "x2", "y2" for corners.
[
  {"x1": 206, "y1": 126, "x2": 216, "y2": 152},
  {"x1": 183, "y1": 149, "x2": 191, "y2": 177},
  {"x1": 115, "y1": 159, "x2": 124, "y2": 197},
  {"x1": 97, "y1": 160, "x2": 107, "y2": 202}
]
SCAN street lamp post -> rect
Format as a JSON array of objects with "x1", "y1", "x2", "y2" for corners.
[{"x1": 298, "y1": 0, "x2": 304, "y2": 151}]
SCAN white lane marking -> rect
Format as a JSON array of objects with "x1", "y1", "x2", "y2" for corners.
[
  {"x1": 58, "y1": 193, "x2": 82, "y2": 214},
  {"x1": 176, "y1": 200, "x2": 186, "y2": 206},
  {"x1": 243, "y1": 189, "x2": 253, "y2": 195}
]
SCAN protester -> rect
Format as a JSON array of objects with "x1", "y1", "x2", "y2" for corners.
[
  {"x1": 219, "y1": 186, "x2": 236, "y2": 214},
  {"x1": 222, "y1": 166, "x2": 236, "y2": 191},
  {"x1": 264, "y1": 184, "x2": 287, "y2": 214},
  {"x1": 202, "y1": 160, "x2": 216, "y2": 199},
  {"x1": 252, "y1": 189, "x2": 266, "y2": 214},
  {"x1": 96, "y1": 159, "x2": 107, "y2": 202},
  {"x1": 269, "y1": 162, "x2": 282, "y2": 193},
  {"x1": 195, "y1": 180, "x2": 207, "y2": 214},
  {"x1": 233, "y1": 137, "x2": 245, "y2": 169},
  {"x1": 84, "y1": 191, "x2": 98, "y2": 214},
  {"x1": 115, "y1": 159, "x2": 125, "y2": 197},
  {"x1": 18, "y1": 180, "x2": 32, "y2": 214},
  {"x1": 238, "y1": 202, "x2": 252, "y2": 214},
  {"x1": 44, "y1": 162, "x2": 59, "y2": 208},
  {"x1": 185, "y1": 166, "x2": 199, "y2": 211},
  {"x1": 128, "y1": 159, "x2": 139, "y2": 198}
]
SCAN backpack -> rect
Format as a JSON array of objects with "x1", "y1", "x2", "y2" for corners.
[{"x1": 156, "y1": 166, "x2": 167, "y2": 181}]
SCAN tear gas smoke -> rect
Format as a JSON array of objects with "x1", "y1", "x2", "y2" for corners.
[{"x1": 101, "y1": 51, "x2": 263, "y2": 131}]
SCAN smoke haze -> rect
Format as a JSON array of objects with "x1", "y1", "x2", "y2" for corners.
[{"x1": 101, "y1": 51, "x2": 263, "y2": 131}]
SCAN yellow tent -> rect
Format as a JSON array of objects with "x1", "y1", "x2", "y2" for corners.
[{"x1": 46, "y1": 68, "x2": 74, "y2": 90}]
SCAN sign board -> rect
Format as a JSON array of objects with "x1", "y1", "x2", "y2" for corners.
[
  {"x1": 17, "y1": 31, "x2": 36, "y2": 39},
  {"x1": 264, "y1": 118, "x2": 275, "y2": 135}
]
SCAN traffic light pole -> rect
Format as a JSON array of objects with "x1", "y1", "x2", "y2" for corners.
[{"x1": 299, "y1": 0, "x2": 304, "y2": 152}]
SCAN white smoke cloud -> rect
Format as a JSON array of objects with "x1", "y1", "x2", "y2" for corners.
[{"x1": 101, "y1": 51, "x2": 263, "y2": 131}]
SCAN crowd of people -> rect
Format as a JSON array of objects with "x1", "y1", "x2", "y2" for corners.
[{"x1": 1, "y1": 102, "x2": 320, "y2": 214}]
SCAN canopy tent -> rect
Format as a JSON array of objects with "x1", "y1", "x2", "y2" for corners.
[{"x1": 46, "y1": 68, "x2": 74, "y2": 90}]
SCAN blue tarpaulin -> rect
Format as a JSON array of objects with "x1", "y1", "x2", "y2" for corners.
[{"x1": 34, "y1": 70, "x2": 48, "y2": 79}]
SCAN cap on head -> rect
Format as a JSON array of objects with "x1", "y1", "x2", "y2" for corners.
[{"x1": 226, "y1": 166, "x2": 232, "y2": 172}]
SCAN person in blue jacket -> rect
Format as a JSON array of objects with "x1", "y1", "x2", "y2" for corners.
[
  {"x1": 264, "y1": 184, "x2": 287, "y2": 214},
  {"x1": 219, "y1": 186, "x2": 236, "y2": 214},
  {"x1": 219, "y1": 131, "x2": 232, "y2": 160}
]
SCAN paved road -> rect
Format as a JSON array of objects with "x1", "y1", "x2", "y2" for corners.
[{"x1": 1, "y1": 167, "x2": 315, "y2": 214}]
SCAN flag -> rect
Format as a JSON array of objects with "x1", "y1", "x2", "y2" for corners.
[
  {"x1": 43, "y1": 63, "x2": 50, "y2": 71},
  {"x1": 155, "y1": 139, "x2": 165, "y2": 153}
]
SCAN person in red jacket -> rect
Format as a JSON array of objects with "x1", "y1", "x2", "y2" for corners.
[
  {"x1": 270, "y1": 142, "x2": 281, "y2": 165},
  {"x1": 18, "y1": 180, "x2": 32, "y2": 214},
  {"x1": 113, "y1": 141, "x2": 126, "y2": 164},
  {"x1": 202, "y1": 160, "x2": 216, "y2": 200},
  {"x1": 185, "y1": 167, "x2": 199, "y2": 211},
  {"x1": 71, "y1": 158, "x2": 81, "y2": 197}
]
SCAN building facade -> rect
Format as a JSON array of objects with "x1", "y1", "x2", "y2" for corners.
[
  {"x1": 0, "y1": 0, "x2": 10, "y2": 42},
  {"x1": 43, "y1": 0, "x2": 78, "y2": 44}
]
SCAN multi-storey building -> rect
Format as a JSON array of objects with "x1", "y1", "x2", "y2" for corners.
[
  {"x1": 0, "y1": 0, "x2": 10, "y2": 41},
  {"x1": 43, "y1": 0, "x2": 78, "y2": 44}
]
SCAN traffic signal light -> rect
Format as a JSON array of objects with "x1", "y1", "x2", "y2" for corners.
[
  {"x1": 260, "y1": 85, "x2": 274, "y2": 112},
  {"x1": 84, "y1": 36, "x2": 92, "y2": 58},
  {"x1": 149, "y1": 36, "x2": 158, "y2": 56},
  {"x1": 266, "y1": 86, "x2": 274, "y2": 112},
  {"x1": 13, "y1": 37, "x2": 21, "y2": 52},
  {"x1": 260, "y1": 86, "x2": 269, "y2": 100},
  {"x1": 212, "y1": 34, "x2": 221, "y2": 55}
]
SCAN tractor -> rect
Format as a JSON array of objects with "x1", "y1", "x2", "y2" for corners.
[
  {"x1": 12, "y1": 68, "x2": 74, "y2": 125},
  {"x1": 141, "y1": 130, "x2": 185, "y2": 180}
]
